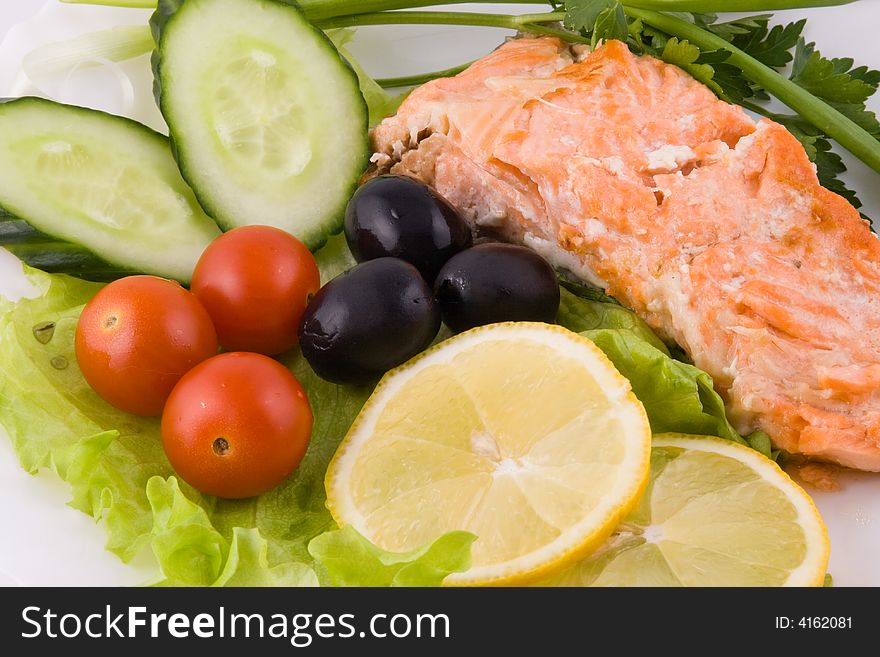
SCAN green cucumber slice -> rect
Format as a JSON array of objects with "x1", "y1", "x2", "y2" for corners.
[
  {"x1": 152, "y1": 0, "x2": 369, "y2": 250},
  {"x1": 0, "y1": 98, "x2": 221, "y2": 283}
]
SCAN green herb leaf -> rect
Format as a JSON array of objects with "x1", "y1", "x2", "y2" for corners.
[
  {"x1": 711, "y1": 16, "x2": 804, "y2": 70},
  {"x1": 700, "y1": 52, "x2": 756, "y2": 103},
  {"x1": 660, "y1": 37, "x2": 720, "y2": 93},
  {"x1": 591, "y1": 3, "x2": 628, "y2": 47},
  {"x1": 792, "y1": 38, "x2": 878, "y2": 104},
  {"x1": 700, "y1": 13, "x2": 766, "y2": 41},
  {"x1": 563, "y1": 0, "x2": 618, "y2": 33},
  {"x1": 664, "y1": 17, "x2": 805, "y2": 103},
  {"x1": 762, "y1": 38, "x2": 880, "y2": 212},
  {"x1": 789, "y1": 38, "x2": 880, "y2": 164}
]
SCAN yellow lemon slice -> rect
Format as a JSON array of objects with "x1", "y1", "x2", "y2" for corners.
[
  {"x1": 325, "y1": 322, "x2": 652, "y2": 585},
  {"x1": 539, "y1": 434, "x2": 830, "y2": 587}
]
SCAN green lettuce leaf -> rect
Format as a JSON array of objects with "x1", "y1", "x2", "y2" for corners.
[
  {"x1": 584, "y1": 328, "x2": 743, "y2": 444},
  {"x1": 0, "y1": 236, "x2": 472, "y2": 586},
  {"x1": 147, "y1": 475, "x2": 228, "y2": 585},
  {"x1": 557, "y1": 287, "x2": 669, "y2": 354},
  {"x1": 147, "y1": 476, "x2": 319, "y2": 587},
  {"x1": 0, "y1": 271, "x2": 174, "y2": 559},
  {"x1": 309, "y1": 526, "x2": 475, "y2": 587},
  {"x1": 557, "y1": 289, "x2": 745, "y2": 445},
  {"x1": 0, "y1": 236, "x2": 762, "y2": 586},
  {"x1": 216, "y1": 528, "x2": 319, "y2": 587}
]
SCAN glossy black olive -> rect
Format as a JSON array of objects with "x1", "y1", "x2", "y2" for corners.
[
  {"x1": 434, "y1": 243, "x2": 560, "y2": 333},
  {"x1": 298, "y1": 258, "x2": 441, "y2": 385},
  {"x1": 344, "y1": 175, "x2": 473, "y2": 281}
]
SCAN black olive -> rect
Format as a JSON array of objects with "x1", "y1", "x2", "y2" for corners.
[
  {"x1": 344, "y1": 175, "x2": 473, "y2": 281},
  {"x1": 298, "y1": 258, "x2": 441, "y2": 385},
  {"x1": 434, "y1": 243, "x2": 560, "y2": 333}
]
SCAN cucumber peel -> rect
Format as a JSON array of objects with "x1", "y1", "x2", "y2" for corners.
[
  {"x1": 151, "y1": 0, "x2": 370, "y2": 251},
  {"x1": 0, "y1": 98, "x2": 220, "y2": 282}
]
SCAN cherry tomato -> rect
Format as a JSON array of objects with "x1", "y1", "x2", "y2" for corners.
[
  {"x1": 191, "y1": 226, "x2": 321, "y2": 356},
  {"x1": 75, "y1": 276, "x2": 218, "y2": 416},
  {"x1": 161, "y1": 352, "x2": 313, "y2": 499}
]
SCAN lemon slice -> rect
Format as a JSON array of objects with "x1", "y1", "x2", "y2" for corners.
[
  {"x1": 325, "y1": 322, "x2": 652, "y2": 585},
  {"x1": 539, "y1": 434, "x2": 830, "y2": 587}
]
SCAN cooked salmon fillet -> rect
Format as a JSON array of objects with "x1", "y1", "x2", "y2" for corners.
[{"x1": 370, "y1": 37, "x2": 880, "y2": 471}]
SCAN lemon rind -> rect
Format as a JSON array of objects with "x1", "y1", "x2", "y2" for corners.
[{"x1": 650, "y1": 433, "x2": 830, "y2": 587}]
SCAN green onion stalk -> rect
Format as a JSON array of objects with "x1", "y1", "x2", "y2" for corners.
[
  {"x1": 375, "y1": 63, "x2": 473, "y2": 89},
  {"x1": 316, "y1": 11, "x2": 589, "y2": 43}
]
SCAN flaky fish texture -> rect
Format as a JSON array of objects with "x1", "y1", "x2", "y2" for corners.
[{"x1": 370, "y1": 37, "x2": 880, "y2": 471}]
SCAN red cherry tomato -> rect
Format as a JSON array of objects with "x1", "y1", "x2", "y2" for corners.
[
  {"x1": 190, "y1": 226, "x2": 321, "y2": 355},
  {"x1": 161, "y1": 352, "x2": 313, "y2": 499},
  {"x1": 75, "y1": 275, "x2": 218, "y2": 416}
]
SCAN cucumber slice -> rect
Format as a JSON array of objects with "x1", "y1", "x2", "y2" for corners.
[
  {"x1": 0, "y1": 98, "x2": 221, "y2": 283},
  {"x1": 152, "y1": 0, "x2": 369, "y2": 250}
]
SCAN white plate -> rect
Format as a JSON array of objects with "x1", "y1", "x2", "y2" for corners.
[{"x1": 1, "y1": 0, "x2": 879, "y2": 587}]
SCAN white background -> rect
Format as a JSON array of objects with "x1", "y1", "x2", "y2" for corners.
[{"x1": 0, "y1": 1, "x2": 879, "y2": 586}]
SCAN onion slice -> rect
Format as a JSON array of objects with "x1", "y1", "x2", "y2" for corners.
[{"x1": 22, "y1": 25, "x2": 153, "y2": 78}]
